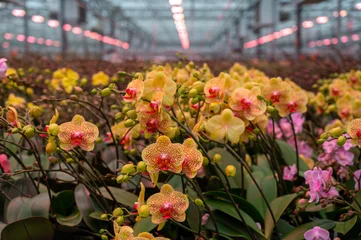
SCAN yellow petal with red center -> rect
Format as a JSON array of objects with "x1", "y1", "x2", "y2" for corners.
[
  {"x1": 204, "y1": 76, "x2": 225, "y2": 104},
  {"x1": 151, "y1": 212, "x2": 165, "y2": 224},
  {"x1": 182, "y1": 138, "x2": 203, "y2": 178},
  {"x1": 81, "y1": 122, "x2": 99, "y2": 143},
  {"x1": 141, "y1": 136, "x2": 184, "y2": 172},
  {"x1": 79, "y1": 142, "x2": 95, "y2": 151},
  {"x1": 171, "y1": 212, "x2": 186, "y2": 222},
  {"x1": 347, "y1": 119, "x2": 361, "y2": 139},
  {"x1": 59, "y1": 142, "x2": 74, "y2": 151},
  {"x1": 160, "y1": 184, "x2": 174, "y2": 195}
]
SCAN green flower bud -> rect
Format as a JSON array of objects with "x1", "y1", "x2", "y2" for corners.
[
  {"x1": 191, "y1": 97, "x2": 199, "y2": 104},
  {"x1": 329, "y1": 127, "x2": 344, "y2": 137},
  {"x1": 194, "y1": 199, "x2": 204, "y2": 207},
  {"x1": 126, "y1": 110, "x2": 137, "y2": 120},
  {"x1": 266, "y1": 106, "x2": 275, "y2": 114},
  {"x1": 48, "y1": 123, "x2": 60, "y2": 136},
  {"x1": 202, "y1": 157, "x2": 209, "y2": 166},
  {"x1": 91, "y1": 89, "x2": 98, "y2": 95},
  {"x1": 80, "y1": 78, "x2": 88, "y2": 86},
  {"x1": 337, "y1": 135, "x2": 347, "y2": 146},
  {"x1": 111, "y1": 105, "x2": 120, "y2": 110},
  {"x1": 100, "y1": 214, "x2": 108, "y2": 220},
  {"x1": 101, "y1": 88, "x2": 112, "y2": 97},
  {"x1": 122, "y1": 106, "x2": 130, "y2": 114},
  {"x1": 213, "y1": 153, "x2": 222, "y2": 163},
  {"x1": 124, "y1": 119, "x2": 134, "y2": 128},
  {"x1": 108, "y1": 83, "x2": 116, "y2": 90},
  {"x1": 137, "y1": 161, "x2": 147, "y2": 172},
  {"x1": 317, "y1": 139, "x2": 325, "y2": 145},
  {"x1": 112, "y1": 208, "x2": 124, "y2": 217},
  {"x1": 225, "y1": 165, "x2": 237, "y2": 177},
  {"x1": 99, "y1": 229, "x2": 105, "y2": 234},
  {"x1": 320, "y1": 133, "x2": 328, "y2": 139},
  {"x1": 29, "y1": 106, "x2": 43, "y2": 118},
  {"x1": 139, "y1": 205, "x2": 150, "y2": 218},
  {"x1": 24, "y1": 126, "x2": 35, "y2": 138},
  {"x1": 121, "y1": 164, "x2": 136, "y2": 175},
  {"x1": 116, "y1": 216, "x2": 124, "y2": 225},
  {"x1": 188, "y1": 88, "x2": 198, "y2": 98},
  {"x1": 95, "y1": 137, "x2": 103, "y2": 144},
  {"x1": 253, "y1": 128, "x2": 260, "y2": 135},
  {"x1": 101, "y1": 235, "x2": 108, "y2": 240},
  {"x1": 115, "y1": 112, "x2": 123, "y2": 121},
  {"x1": 118, "y1": 71, "x2": 128, "y2": 77},
  {"x1": 116, "y1": 175, "x2": 129, "y2": 184}
]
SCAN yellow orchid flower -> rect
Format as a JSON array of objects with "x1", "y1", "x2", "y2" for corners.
[{"x1": 205, "y1": 109, "x2": 245, "y2": 144}]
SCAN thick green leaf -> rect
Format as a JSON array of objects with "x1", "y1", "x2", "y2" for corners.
[
  {"x1": 5, "y1": 197, "x2": 30, "y2": 223},
  {"x1": 257, "y1": 155, "x2": 272, "y2": 175},
  {"x1": 17, "y1": 193, "x2": 51, "y2": 220},
  {"x1": 246, "y1": 171, "x2": 277, "y2": 218},
  {"x1": 204, "y1": 210, "x2": 252, "y2": 239},
  {"x1": 186, "y1": 200, "x2": 200, "y2": 233},
  {"x1": 208, "y1": 148, "x2": 244, "y2": 189},
  {"x1": 133, "y1": 217, "x2": 157, "y2": 235},
  {"x1": 53, "y1": 190, "x2": 75, "y2": 216},
  {"x1": 56, "y1": 207, "x2": 82, "y2": 227},
  {"x1": 1, "y1": 217, "x2": 54, "y2": 240},
  {"x1": 3, "y1": 133, "x2": 21, "y2": 154},
  {"x1": 276, "y1": 219, "x2": 295, "y2": 236},
  {"x1": 264, "y1": 193, "x2": 298, "y2": 239},
  {"x1": 283, "y1": 219, "x2": 335, "y2": 240},
  {"x1": 99, "y1": 186, "x2": 138, "y2": 208},
  {"x1": 205, "y1": 191, "x2": 263, "y2": 222},
  {"x1": 9, "y1": 154, "x2": 49, "y2": 178},
  {"x1": 205, "y1": 199, "x2": 264, "y2": 236},
  {"x1": 276, "y1": 140, "x2": 309, "y2": 172},
  {"x1": 49, "y1": 163, "x2": 76, "y2": 182},
  {"x1": 333, "y1": 216, "x2": 357, "y2": 235},
  {"x1": 75, "y1": 184, "x2": 107, "y2": 232}
]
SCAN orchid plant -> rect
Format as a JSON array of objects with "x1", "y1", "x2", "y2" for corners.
[{"x1": 1, "y1": 58, "x2": 361, "y2": 240}]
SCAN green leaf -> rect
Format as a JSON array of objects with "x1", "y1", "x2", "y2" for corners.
[
  {"x1": 283, "y1": 219, "x2": 335, "y2": 240},
  {"x1": 186, "y1": 200, "x2": 200, "y2": 233},
  {"x1": 5, "y1": 197, "x2": 30, "y2": 223},
  {"x1": 205, "y1": 198, "x2": 264, "y2": 237},
  {"x1": 204, "y1": 191, "x2": 263, "y2": 222},
  {"x1": 56, "y1": 207, "x2": 82, "y2": 227},
  {"x1": 256, "y1": 155, "x2": 272, "y2": 175},
  {"x1": 133, "y1": 217, "x2": 157, "y2": 235},
  {"x1": 99, "y1": 186, "x2": 138, "y2": 208},
  {"x1": 17, "y1": 193, "x2": 51, "y2": 220},
  {"x1": 49, "y1": 163, "x2": 76, "y2": 182},
  {"x1": 3, "y1": 133, "x2": 21, "y2": 154},
  {"x1": 246, "y1": 171, "x2": 277, "y2": 218},
  {"x1": 333, "y1": 216, "x2": 357, "y2": 235},
  {"x1": 276, "y1": 140, "x2": 309, "y2": 172},
  {"x1": 204, "y1": 210, "x2": 252, "y2": 239},
  {"x1": 75, "y1": 184, "x2": 107, "y2": 232},
  {"x1": 208, "y1": 148, "x2": 244, "y2": 189},
  {"x1": 276, "y1": 219, "x2": 295, "y2": 236},
  {"x1": 53, "y1": 190, "x2": 75, "y2": 216},
  {"x1": 1, "y1": 217, "x2": 54, "y2": 240},
  {"x1": 264, "y1": 193, "x2": 298, "y2": 239}
]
